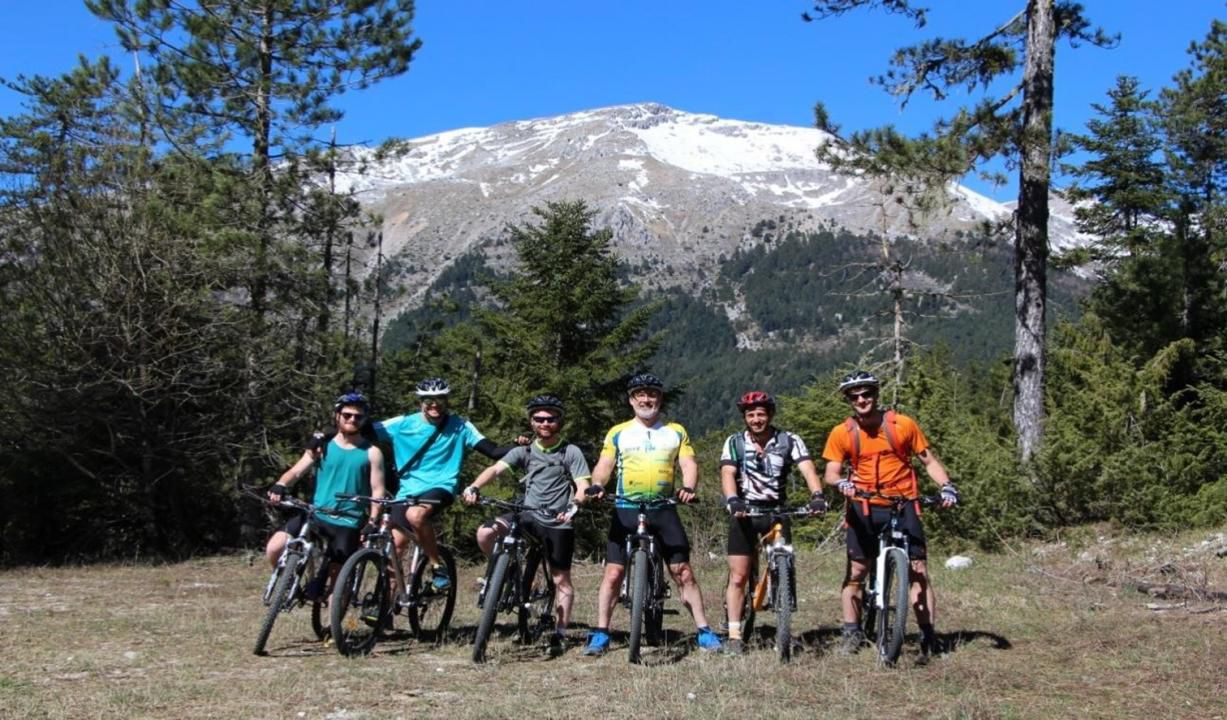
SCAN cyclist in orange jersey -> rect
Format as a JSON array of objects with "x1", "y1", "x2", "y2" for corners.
[{"x1": 821, "y1": 371, "x2": 958, "y2": 663}]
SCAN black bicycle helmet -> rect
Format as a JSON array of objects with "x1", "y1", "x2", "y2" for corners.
[
  {"x1": 626, "y1": 372, "x2": 664, "y2": 394},
  {"x1": 333, "y1": 392, "x2": 369, "y2": 412},
  {"x1": 415, "y1": 377, "x2": 451, "y2": 397},
  {"x1": 526, "y1": 394, "x2": 564, "y2": 416},
  {"x1": 838, "y1": 370, "x2": 880, "y2": 394}
]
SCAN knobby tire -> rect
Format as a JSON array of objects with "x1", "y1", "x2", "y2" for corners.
[
  {"x1": 407, "y1": 546, "x2": 457, "y2": 643},
  {"x1": 330, "y1": 548, "x2": 388, "y2": 657},
  {"x1": 627, "y1": 548, "x2": 651, "y2": 664},
  {"x1": 774, "y1": 557, "x2": 794, "y2": 662},
  {"x1": 472, "y1": 551, "x2": 511, "y2": 663},
  {"x1": 254, "y1": 551, "x2": 301, "y2": 656},
  {"x1": 878, "y1": 548, "x2": 909, "y2": 666}
]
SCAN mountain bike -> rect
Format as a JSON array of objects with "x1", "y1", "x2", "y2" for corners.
[
  {"x1": 248, "y1": 489, "x2": 355, "y2": 656},
  {"x1": 328, "y1": 494, "x2": 458, "y2": 656},
  {"x1": 612, "y1": 495, "x2": 692, "y2": 664},
  {"x1": 854, "y1": 491, "x2": 940, "y2": 666},
  {"x1": 726, "y1": 504, "x2": 817, "y2": 662},
  {"x1": 470, "y1": 497, "x2": 573, "y2": 663}
]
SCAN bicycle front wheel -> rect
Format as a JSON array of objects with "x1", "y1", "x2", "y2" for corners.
[
  {"x1": 877, "y1": 547, "x2": 910, "y2": 666},
  {"x1": 627, "y1": 548, "x2": 650, "y2": 664},
  {"x1": 330, "y1": 548, "x2": 389, "y2": 657},
  {"x1": 407, "y1": 546, "x2": 457, "y2": 643},
  {"x1": 518, "y1": 549, "x2": 556, "y2": 646},
  {"x1": 254, "y1": 551, "x2": 302, "y2": 656},
  {"x1": 472, "y1": 551, "x2": 511, "y2": 663},
  {"x1": 774, "y1": 557, "x2": 794, "y2": 663}
]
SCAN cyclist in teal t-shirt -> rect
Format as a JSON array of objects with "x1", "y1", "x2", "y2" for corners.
[
  {"x1": 369, "y1": 377, "x2": 518, "y2": 591},
  {"x1": 266, "y1": 393, "x2": 385, "y2": 595}
]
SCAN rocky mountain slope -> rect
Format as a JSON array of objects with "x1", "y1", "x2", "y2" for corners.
[{"x1": 337, "y1": 102, "x2": 1082, "y2": 323}]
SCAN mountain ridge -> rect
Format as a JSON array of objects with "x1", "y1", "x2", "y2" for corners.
[{"x1": 334, "y1": 103, "x2": 1083, "y2": 330}]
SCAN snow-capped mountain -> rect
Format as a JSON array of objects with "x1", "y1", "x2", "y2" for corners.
[{"x1": 337, "y1": 102, "x2": 1072, "y2": 319}]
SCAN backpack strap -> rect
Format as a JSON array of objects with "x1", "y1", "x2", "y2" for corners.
[{"x1": 397, "y1": 420, "x2": 445, "y2": 479}]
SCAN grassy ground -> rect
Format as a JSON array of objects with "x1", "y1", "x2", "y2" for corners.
[{"x1": 2, "y1": 525, "x2": 1225, "y2": 720}]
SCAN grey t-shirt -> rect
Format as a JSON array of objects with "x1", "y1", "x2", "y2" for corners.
[{"x1": 499, "y1": 440, "x2": 591, "y2": 528}]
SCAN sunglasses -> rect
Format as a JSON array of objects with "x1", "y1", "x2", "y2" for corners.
[
  {"x1": 845, "y1": 390, "x2": 876, "y2": 401},
  {"x1": 531, "y1": 415, "x2": 561, "y2": 424},
  {"x1": 340, "y1": 411, "x2": 365, "y2": 421},
  {"x1": 421, "y1": 398, "x2": 447, "y2": 406}
]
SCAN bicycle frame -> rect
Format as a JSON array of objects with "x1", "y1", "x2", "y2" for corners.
[
  {"x1": 854, "y1": 492, "x2": 939, "y2": 665},
  {"x1": 260, "y1": 496, "x2": 335, "y2": 608},
  {"x1": 617, "y1": 498, "x2": 671, "y2": 609}
]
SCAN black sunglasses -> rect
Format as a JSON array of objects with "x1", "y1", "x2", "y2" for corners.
[
  {"x1": 531, "y1": 415, "x2": 560, "y2": 424},
  {"x1": 845, "y1": 389, "x2": 876, "y2": 401}
]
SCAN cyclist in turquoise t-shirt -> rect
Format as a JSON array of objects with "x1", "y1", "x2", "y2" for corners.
[{"x1": 369, "y1": 377, "x2": 520, "y2": 591}]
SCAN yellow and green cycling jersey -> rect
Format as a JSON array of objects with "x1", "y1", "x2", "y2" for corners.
[{"x1": 600, "y1": 419, "x2": 694, "y2": 507}]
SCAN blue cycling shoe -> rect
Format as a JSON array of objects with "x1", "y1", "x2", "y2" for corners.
[
  {"x1": 697, "y1": 628, "x2": 724, "y2": 652},
  {"x1": 583, "y1": 629, "x2": 610, "y2": 656}
]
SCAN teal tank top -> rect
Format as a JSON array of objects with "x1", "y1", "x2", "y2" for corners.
[{"x1": 313, "y1": 439, "x2": 372, "y2": 528}]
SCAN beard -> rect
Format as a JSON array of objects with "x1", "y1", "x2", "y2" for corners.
[{"x1": 633, "y1": 405, "x2": 660, "y2": 422}]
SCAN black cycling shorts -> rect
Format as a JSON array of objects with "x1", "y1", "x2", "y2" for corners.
[
  {"x1": 726, "y1": 514, "x2": 793, "y2": 557},
  {"x1": 486, "y1": 512, "x2": 575, "y2": 571},
  {"x1": 388, "y1": 488, "x2": 454, "y2": 533},
  {"x1": 282, "y1": 514, "x2": 360, "y2": 564},
  {"x1": 844, "y1": 500, "x2": 927, "y2": 561},
  {"x1": 606, "y1": 506, "x2": 690, "y2": 566}
]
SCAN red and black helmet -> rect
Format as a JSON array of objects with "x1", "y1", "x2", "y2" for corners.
[{"x1": 736, "y1": 390, "x2": 776, "y2": 413}]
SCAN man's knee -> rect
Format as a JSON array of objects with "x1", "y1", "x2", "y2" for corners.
[
  {"x1": 602, "y1": 563, "x2": 625, "y2": 585},
  {"x1": 669, "y1": 562, "x2": 695, "y2": 585},
  {"x1": 844, "y1": 559, "x2": 869, "y2": 585}
]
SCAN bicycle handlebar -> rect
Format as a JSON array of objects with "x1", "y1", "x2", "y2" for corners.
[
  {"x1": 241, "y1": 485, "x2": 361, "y2": 520},
  {"x1": 609, "y1": 494, "x2": 692, "y2": 509},
  {"x1": 852, "y1": 490, "x2": 942, "y2": 508},
  {"x1": 738, "y1": 505, "x2": 821, "y2": 519},
  {"x1": 477, "y1": 496, "x2": 576, "y2": 517},
  {"x1": 334, "y1": 493, "x2": 442, "y2": 508}
]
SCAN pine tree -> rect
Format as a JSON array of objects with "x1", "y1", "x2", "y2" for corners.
[
  {"x1": 475, "y1": 200, "x2": 661, "y2": 447},
  {"x1": 1061, "y1": 76, "x2": 1168, "y2": 260},
  {"x1": 803, "y1": 0, "x2": 1116, "y2": 462},
  {"x1": 1160, "y1": 20, "x2": 1227, "y2": 353}
]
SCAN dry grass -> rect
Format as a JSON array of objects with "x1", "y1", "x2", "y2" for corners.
[{"x1": 2, "y1": 526, "x2": 1225, "y2": 720}]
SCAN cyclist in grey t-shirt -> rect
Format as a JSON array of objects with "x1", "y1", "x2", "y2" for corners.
[{"x1": 463, "y1": 395, "x2": 593, "y2": 650}]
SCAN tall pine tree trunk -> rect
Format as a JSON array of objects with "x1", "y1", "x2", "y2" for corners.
[{"x1": 1014, "y1": 0, "x2": 1055, "y2": 463}]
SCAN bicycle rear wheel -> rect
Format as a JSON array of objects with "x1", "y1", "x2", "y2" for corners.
[
  {"x1": 877, "y1": 547, "x2": 910, "y2": 666},
  {"x1": 773, "y1": 557, "x2": 794, "y2": 663},
  {"x1": 330, "y1": 548, "x2": 388, "y2": 657},
  {"x1": 627, "y1": 548, "x2": 651, "y2": 664},
  {"x1": 472, "y1": 551, "x2": 511, "y2": 663},
  {"x1": 407, "y1": 546, "x2": 458, "y2": 643},
  {"x1": 254, "y1": 551, "x2": 302, "y2": 656},
  {"x1": 518, "y1": 549, "x2": 556, "y2": 646}
]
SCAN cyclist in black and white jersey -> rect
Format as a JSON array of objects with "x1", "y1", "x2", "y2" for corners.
[{"x1": 719, "y1": 391, "x2": 827, "y2": 655}]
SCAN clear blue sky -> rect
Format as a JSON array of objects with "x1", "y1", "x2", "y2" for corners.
[{"x1": 1, "y1": 1, "x2": 1222, "y2": 200}]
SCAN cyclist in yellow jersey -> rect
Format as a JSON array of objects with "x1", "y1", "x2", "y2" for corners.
[{"x1": 582, "y1": 373, "x2": 723, "y2": 655}]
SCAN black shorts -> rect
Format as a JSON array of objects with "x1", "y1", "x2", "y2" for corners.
[
  {"x1": 283, "y1": 514, "x2": 360, "y2": 564},
  {"x1": 606, "y1": 506, "x2": 690, "y2": 566},
  {"x1": 486, "y1": 512, "x2": 575, "y2": 571},
  {"x1": 388, "y1": 488, "x2": 454, "y2": 532},
  {"x1": 726, "y1": 514, "x2": 792, "y2": 557},
  {"x1": 845, "y1": 500, "x2": 927, "y2": 561}
]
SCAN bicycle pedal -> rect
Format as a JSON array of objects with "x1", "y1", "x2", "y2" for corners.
[{"x1": 662, "y1": 608, "x2": 680, "y2": 616}]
